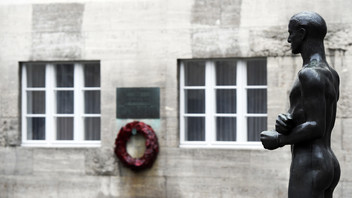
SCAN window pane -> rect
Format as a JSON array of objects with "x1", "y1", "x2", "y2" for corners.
[
  {"x1": 85, "y1": 91, "x2": 101, "y2": 114},
  {"x1": 84, "y1": 63, "x2": 100, "y2": 87},
  {"x1": 56, "y1": 117, "x2": 73, "y2": 140},
  {"x1": 27, "y1": 64, "x2": 45, "y2": 87},
  {"x1": 57, "y1": 91, "x2": 74, "y2": 114},
  {"x1": 185, "y1": 90, "x2": 205, "y2": 113},
  {"x1": 247, "y1": 117, "x2": 267, "y2": 141},
  {"x1": 27, "y1": 117, "x2": 45, "y2": 140},
  {"x1": 185, "y1": 117, "x2": 205, "y2": 141},
  {"x1": 216, "y1": 60, "x2": 236, "y2": 85},
  {"x1": 56, "y1": 64, "x2": 74, "y2": 87},
  {"x1": 184, "y1": 61, "x2": 205, "y2": 86},
  {"x1": 216, "y1": 117, "x2": 236, "y2": 141},
  {"x1": 216, "y1": 89, "x2": 236, "y2": 113},
  {"x1": 247, "y1": 89, "x2": 267, "y2": 113},
  {"x1": 85, "y1": 117, "x2": 101, "y2": 140},
  {"x1": 247, "y1": 59, "x2": 267, "y2": 85},
  {"x1": 27, "y1": 91, "x2": 45, "y2": 114}
]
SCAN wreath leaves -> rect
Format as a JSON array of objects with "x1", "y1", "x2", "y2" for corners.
[{"x1": 114, "y1": 121, "x2": 159, "y2": 171}]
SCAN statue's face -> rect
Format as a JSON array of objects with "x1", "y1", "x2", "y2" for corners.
[{"x1": 288, "y1": 20, "x2": 304, "y2": 54}]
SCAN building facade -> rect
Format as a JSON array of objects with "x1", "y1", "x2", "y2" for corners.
[{"x1": 1, "y1": 0, "x2": 352, "y2": 197}]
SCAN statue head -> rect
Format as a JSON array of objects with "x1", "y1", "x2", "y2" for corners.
[{"x1": 288, "y1": 11, "x2": 327, "y2": 54}]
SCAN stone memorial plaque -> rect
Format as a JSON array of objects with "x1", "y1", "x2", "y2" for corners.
[{"x1": 116, "y1": 87, "x2": 160, "y2": 119}]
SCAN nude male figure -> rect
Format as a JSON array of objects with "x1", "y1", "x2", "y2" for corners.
[{"x1": 260, "y1": 12, "x2": 340, "y2": 198}]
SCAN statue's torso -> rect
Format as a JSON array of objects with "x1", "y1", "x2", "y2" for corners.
[{"x1": 288, "y1": 61, "x2": 339, "y2": 149}]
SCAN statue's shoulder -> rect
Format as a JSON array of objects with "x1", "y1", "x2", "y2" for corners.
[
  {"x1": 298, "y1": 66, "x2": 326, "y2": 90},
  {"x1": 328, "y1": 66, "x2": 340, "y2": 85}
]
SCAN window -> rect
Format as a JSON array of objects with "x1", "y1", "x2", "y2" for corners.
[
  {"x1": 179, "y1": 59, "x2": 267, "y2": 148},
  {"x1": 21, "y1": 62, "x2": 101, "y2": 147}
]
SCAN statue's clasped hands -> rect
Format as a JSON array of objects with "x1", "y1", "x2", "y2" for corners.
[{"x1": 260, "y1": 113, "x2": 294, "y2": 150}]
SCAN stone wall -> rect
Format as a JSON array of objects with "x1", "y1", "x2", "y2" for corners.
[{"x1": 0, "y1": 0, "x2": 352, "y2": 197}]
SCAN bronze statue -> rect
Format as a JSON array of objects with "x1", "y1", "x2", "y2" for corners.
[{"x1": 260, "y1": 12, "x2": 340, "y2": 198}]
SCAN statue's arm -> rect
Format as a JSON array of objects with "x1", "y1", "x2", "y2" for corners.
[{"x1": 279, "y1": 68, "x2": 326, "y2": 145}]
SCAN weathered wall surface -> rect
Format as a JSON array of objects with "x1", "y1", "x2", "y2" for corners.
[{"x1": 0, "y1": 0, "x2": 351, "y2": 197}]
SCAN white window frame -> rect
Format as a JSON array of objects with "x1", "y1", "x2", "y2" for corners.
[
  {"x1": 21, "y1": 62, "x2": 101, "y2": 147},
  {"x1": 179, "y1": 59, "x2": 267, "y2": 149}
]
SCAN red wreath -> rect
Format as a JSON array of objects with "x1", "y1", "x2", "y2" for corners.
[{"x1": 114, "y1": 121, "x2": 159, "y2": 171}]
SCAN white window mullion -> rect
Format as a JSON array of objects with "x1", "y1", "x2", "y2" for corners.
[
  {"x1": 21, "y1": 65, "x2": 27, "y2": 143},
  {"x1": 205, "y1": 61, "x2": 215, "y2": 145},
  {"x1": 236, "y1": 60, "x2": 247, "y2": 142},
  {"x1": 179, "y1": 62, "x2": 185, "y2": 144},
  {"x1": 46, "y1": 64, "x2": 55, "y2": 144},
  {"x1": 74, "y1": 64, "x2": 84, "y2": 141}
]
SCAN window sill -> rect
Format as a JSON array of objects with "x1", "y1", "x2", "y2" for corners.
[
  {"x1": 21, "y1": 141, "x2": 101, "y2": 148},
  {"x1": 179, "y1": 142, "x2": 264, "y2": 150}
]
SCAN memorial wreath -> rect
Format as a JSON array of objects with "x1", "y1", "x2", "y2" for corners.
[{"x1": 114, "y1": 121, "x2": 159, "y2": 171}]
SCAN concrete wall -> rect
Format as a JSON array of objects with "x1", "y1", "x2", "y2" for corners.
[{"x1": 0, "y1": 0, "x2": 352, "y2": 197}]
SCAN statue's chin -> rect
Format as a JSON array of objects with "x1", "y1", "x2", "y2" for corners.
[
  {"x1": 291, "y1": 45, "x2": 301, "y2": 54},
  {"x1": 292, "y1": 49, "x2": 300, "y2": 54}
]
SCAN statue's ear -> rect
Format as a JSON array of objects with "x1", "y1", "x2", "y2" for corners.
[{"x1": 297, "y1": 28, "x2": 306, "y2": 41}]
